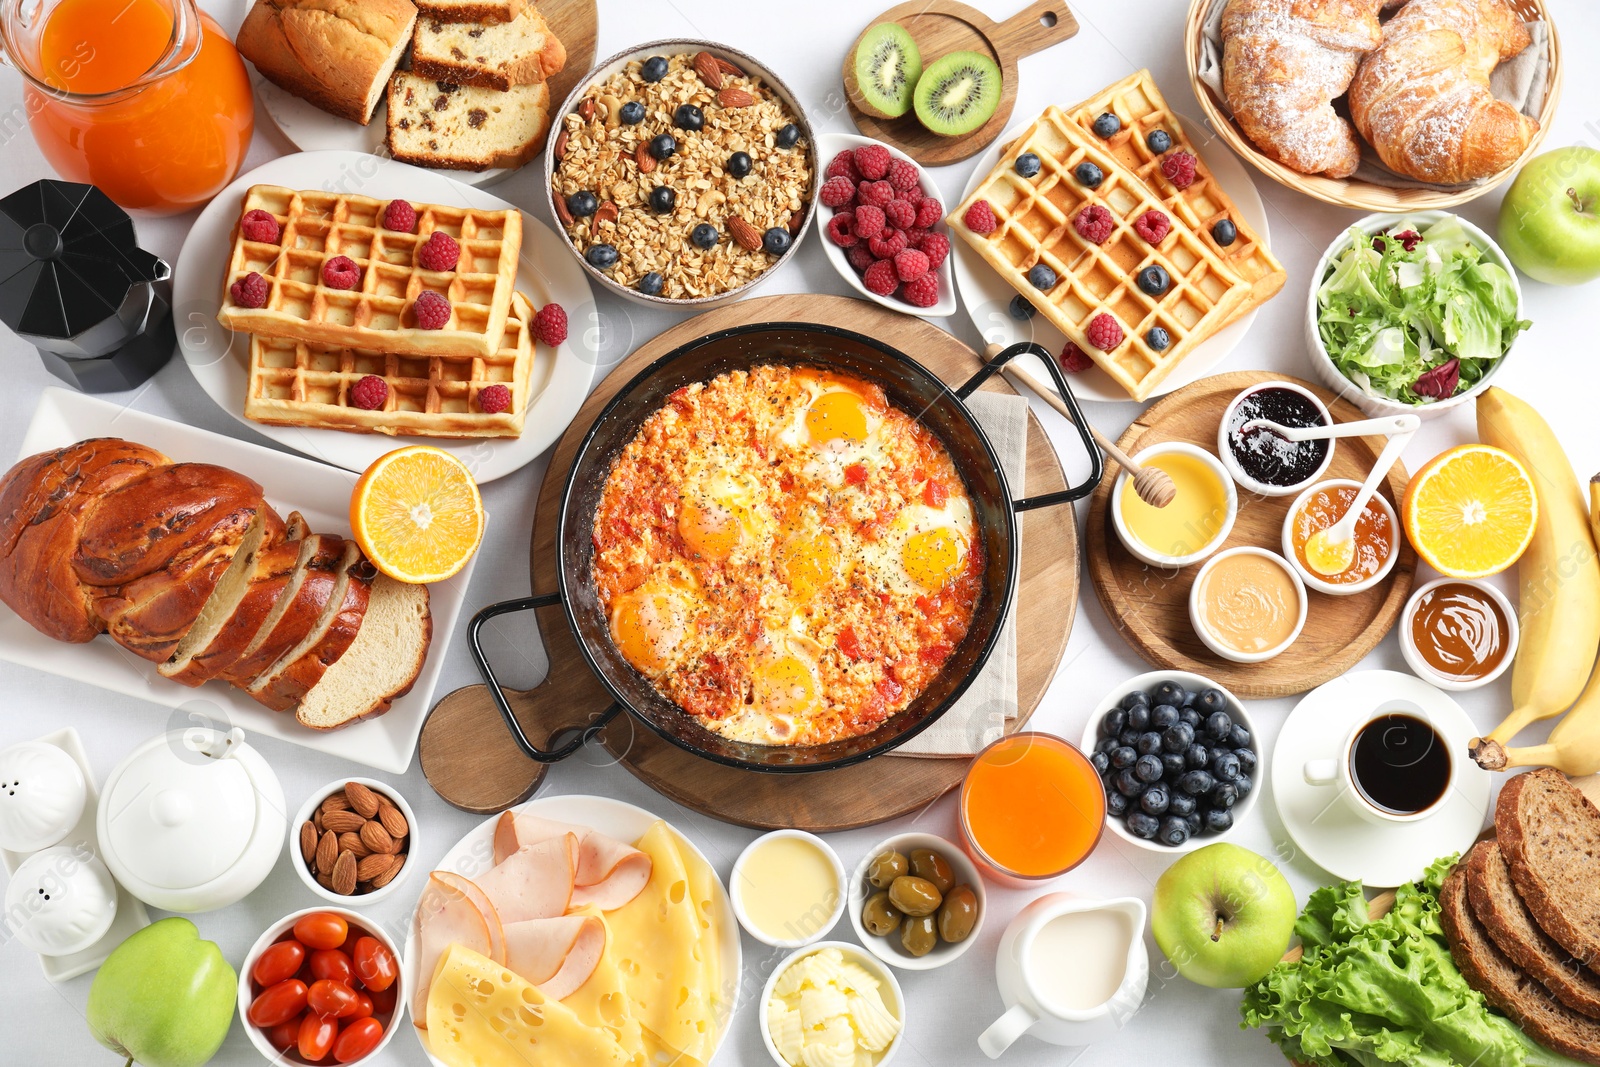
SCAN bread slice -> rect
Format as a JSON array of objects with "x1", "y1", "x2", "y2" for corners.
[
  {"x1": 246, "y1": 541, "x2": 370, "y2": 711},
  {"x1": 413, "y1": 0, "x2": 524, "y2": 26},
  {"x1": 236, "y1": 0, "x2": 418, "y2": 124},
  {"x1": 1465, "y1": 840, "x2": 1600, "y2": 1018},
  {"x1": 1497, "y1": 768, "x2": 1600, "y2": 969},
  {"x1": 158, "y1": 511, "x2": 291, "y2": 683},
  {"x1": 219, "y1": 535, "x2": 344, "y2": 685},
  {"x1": 385, "y1": 73, "x2": 550, "y2": 171},
  {"x1": 297, "y1": 575, "x2": 432, "y2": 729},
  {"x1": 410, "y1": 7, "x2": 566, "y2": 91},
  {"x1": 1439, "y1": 861, "x2": 1600, "y2": 1065}
]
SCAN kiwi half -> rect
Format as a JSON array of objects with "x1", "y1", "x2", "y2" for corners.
[
  {"x1": 847, "y1": 22, "x2": 923, "y2": 120},
  {"x1": 913, "y1": 50, "x2": 1002, "y2": 138}
]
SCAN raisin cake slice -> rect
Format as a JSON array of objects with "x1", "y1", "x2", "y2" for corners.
[
  {"x1": 385, "y1": 73, "x2": 551, "y2": 171},
  {"x1": 411, "y1": 7, "x2": 567, "y2": 91}
]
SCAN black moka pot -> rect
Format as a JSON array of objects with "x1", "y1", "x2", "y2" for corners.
[{"x1": 0, "y1": 180, "x2": 175, "y2": 392}]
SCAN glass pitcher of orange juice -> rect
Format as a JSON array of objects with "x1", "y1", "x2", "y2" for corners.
[{"x1": 1, "y1": 0, "x2": 254, "y2": 214}]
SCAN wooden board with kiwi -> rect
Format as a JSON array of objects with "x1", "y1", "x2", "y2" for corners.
[{"x1": 842, "y1": 0, "x2": 1079, "y2": 166}]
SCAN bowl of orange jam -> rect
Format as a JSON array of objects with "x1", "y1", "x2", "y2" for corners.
[
  {"x1": 959, "y1": 732, "x2": 1104, "y2": 884},
  {"x1": 1281, "y1": 479, "x2": 1401, "y2": 596}
]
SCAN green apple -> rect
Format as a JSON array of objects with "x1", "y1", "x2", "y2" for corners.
[
  {"x1": 87, "y1": 918, "x2": 236, "y2": 1067},
  {"x1": 1498, "y1": 147, "x2": 1600, "y2": 285},
  {"x1": 1150, "y1": 842, "x2": 1296, "y2": 988}
]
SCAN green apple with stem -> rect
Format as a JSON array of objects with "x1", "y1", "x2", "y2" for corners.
[
  {"x1": 1498, "y1": 147, "x2": 1600, "y2": 285},
  {"x1": 1150, "y1": 842, "x2": 1297, "y2": 988},
  {"x1": 86, "y1": 917, "x2": 236, "y2": 1067}
]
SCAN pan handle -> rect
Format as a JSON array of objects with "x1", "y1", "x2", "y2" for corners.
[
  {"x1": 467, "y1": 593, "x2": 623, "y2": 763},
  {"x1": 957, "y1": 341, "x2": 1104, "y2": 512}
]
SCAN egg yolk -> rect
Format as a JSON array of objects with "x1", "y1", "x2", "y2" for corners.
[
  {"x1": 679, "y1": 498, "x2": 741, "y2": 561},
  {"x1": 779, "y1": 533, "x2": 840, "y2": 602},
  {"x1": 753, "y1": 651, "x2": 820, "y2": 716},
  {"x1": 904, "y1": 527, "x2": 965, "y2": 590},
  {"x1": 610, "y1": 589, "x2": 690, "y2": 674},
  {"x1": 805, "y1": 389, "x2": 871, "y2": 444}
]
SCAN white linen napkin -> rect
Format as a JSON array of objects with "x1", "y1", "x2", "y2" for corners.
[{"x1": 894, "y1": 389, "x2": 1028, "y2": 757}]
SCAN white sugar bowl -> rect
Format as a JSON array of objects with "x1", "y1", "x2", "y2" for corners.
[
  {"x1": 0, "y1": 740, "x2": 87, "y2": 853},
  {"x1": 4, "y1": 845, "x2": 118, "y2": 956},
  {"x1": 97, "y1": 727, "x2": 285, "y2": 913}
]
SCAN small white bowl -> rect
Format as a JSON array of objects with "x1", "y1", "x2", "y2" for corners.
[
  {"x1": 760, "y1": 940, "x2": 905, "y2": 1067},
  {"x1": 1215, "y1": 380, "x2": 1336, "y2": 498},
  {"x1": 1305, "y1": 211, "x2": 1523, "y2": 420},
  {"x1": 730, "y1": 829, "x2": 846, "y2": 949},
  {"x1": 847, "y1": 832, "x2": 986, "y2": 972},
  {"x1": 238, "y1": 906, "x2": 406, "y2": 1064},
  {"x1": 288, "y1": 778, "x2": 418, "y2": 907},
  {"x1": 1080, "y1": 670, "x2": 1261, "y2": 854},
  {"x1": 1188, "y1": 547, "x2": 1308, "y2": 663},
  {"x1": 1281, "y1": 478, "x2": 1402, "y2": 597},
  {"x1": 1110, "y1": 442, "x2": 1237, "y2": 568},
  {"x1": 811, "y1": 132, "x2": 957, "y2": 319},
  {"x1": 1400, "y1": 577, "x2": 1520, "y2": 691}
]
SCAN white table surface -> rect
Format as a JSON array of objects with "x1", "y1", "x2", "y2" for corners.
[{"x1": 2, "y1": 2, "x2": 1595, "y2": 1065}]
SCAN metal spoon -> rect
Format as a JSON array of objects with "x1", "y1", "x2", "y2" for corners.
[
  {"x1": 990, "y1": 348, "x2": 1176, "y2": 508},
  {"x1": 1303, "y1": 429, "x2": 1414, "y2": 576},
  {"x1": 1240, "y1": 413, "x2": 1420, "y2": 443}
]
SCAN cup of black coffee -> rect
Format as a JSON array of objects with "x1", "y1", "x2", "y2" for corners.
[{"x1": 1302, "y1": 700, "x2": 1455, "y2": 823}]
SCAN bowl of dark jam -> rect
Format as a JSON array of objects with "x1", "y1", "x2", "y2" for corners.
[{"x1": 1217, "y1": 382, "x2": 1334, "y2": 497}]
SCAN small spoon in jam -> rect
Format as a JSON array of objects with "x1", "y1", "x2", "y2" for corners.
[
  {"x1": 1241, "y1": 413, "x2": 1418, "y2": 443},
  {"x1": 1304, "y1": 430, "x2": 1414, "y2": 576}
]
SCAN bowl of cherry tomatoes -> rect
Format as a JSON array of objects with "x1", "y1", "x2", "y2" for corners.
[{"x1": 239, "y1": 908, "x2": 404, "y2": 1064}]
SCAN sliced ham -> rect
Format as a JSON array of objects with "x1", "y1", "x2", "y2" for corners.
[
  {"x1": 502, "y1": 913, "x2": 607, "y2": 1001},
  {"x1": 410, "y1": 871, "x2": 505, "y2": 1027},
  {"x1": 474, "y1": 832, "x2": 579, "y2": 923},
  {"x1": 494, "y1": 811, "x2": 652, "y2": 911}
]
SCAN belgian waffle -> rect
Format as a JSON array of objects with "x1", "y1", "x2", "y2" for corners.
[
  {"x1": 217, "y1": 185, "x2": 522, "y2": 360},
  {"x1": 1065, "y1": 71, "x2": 1286, "y2": 308},
  {"x1": 949, "y1": 107, "x2": 1252, "y2": 401},
  {"x1": 244, "y1": 293, "x2": 535, "y2": 438}
]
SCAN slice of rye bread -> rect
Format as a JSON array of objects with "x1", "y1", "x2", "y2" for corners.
[
  {"x1": 1439, "y1": 862, "x2": 1600, "y2": 1066},
  {"x1": 385, "y1": 73, "x2": 550, "y2": 171},
  {"x1": 246, "y1": 542, "x2": 371, "y2": 711},
  {"x1": 410, "y1": 7, "x2": 566, "y2": 91},
  {"x1": 296, "y1": 575, "x2": 431, "y2": 729},
  {"x1": 1497, "y1": 768, "x2": 1600, "y2": 970}
]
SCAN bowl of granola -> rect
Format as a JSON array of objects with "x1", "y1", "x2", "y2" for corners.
[{"x1": 544, "y1": 41, "x2": 818, "y2": 306}]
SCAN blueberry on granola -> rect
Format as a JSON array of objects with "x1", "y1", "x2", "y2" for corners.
[
  {"x1": 1092, "y1": 112, "x2": 1121, "y2": 138},
  {"x1": 775, "y1": 123, "x2": 801, "y2": 149},
  {"x1": 649, "y1": 186, "x2": 676, "y2": 214},
  {"x1": 1146, "y1": 129, "x2": 1172, "y2": 153},
  {"x1": 727, "y1": 151, "x2": 753, "y2": 179},
  {"x1": 762, "y1": 227, "x2": 791, "y2": 255},
  {"x1": 567, "y1": 191, "x2": 598, "y2": 218},
  {"x1": 640, "y1": 56, "x2": 669, "y2": 82},
  {"x1": 619, "y1": 101, "x2": 645, "y2": 125},
  {"x1": 649, "y1": 133, "x2": 677, "y2": 160},
  {"x1": 674, "y1": 104, "x2": 704, "y2": 132},
  {"x1": 585, "y1": 244, "x2": 619, "y2": 269},
  {"x1": 690, "y1": 223, "x2": 719, "y2": 249},
  {"x1": 638, "y1": 272, "x2": 664, "y2": 296},
  {"x1": 1074, "y1": 161, "x2": 1104, "y2": 187}
]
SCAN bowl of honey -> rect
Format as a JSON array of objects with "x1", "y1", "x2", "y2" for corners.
[
  {"x1": 1110, "y1": 443, "x2": 1237, "y2": 569},
  {"x1": 1400, "y1": 578, "x2": 1518, "y2": 691},
  {"x1": 1282, "y1": 479, "x2": 1401, "y2": 596},
  {"x1": 959, "y1": 732, "x2": 1105, "y2": 884}
]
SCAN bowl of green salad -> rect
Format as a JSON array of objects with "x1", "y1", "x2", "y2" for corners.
[{"x1": 1306, "y1": 211, "x2": 1530, "y2": 419}]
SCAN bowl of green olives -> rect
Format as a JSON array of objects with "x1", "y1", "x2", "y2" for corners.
[{"x1": 847, "y1": 833, "x2": 986, "y2": 971}]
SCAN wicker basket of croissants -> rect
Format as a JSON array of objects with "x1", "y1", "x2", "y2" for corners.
[{"x1": 1185, "y1": 0, "x2": 1561, "y2": 210}]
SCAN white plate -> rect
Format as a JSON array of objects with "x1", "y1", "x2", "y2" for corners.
[
  {"x1": 952, "y1": 116, "x2": 1271, "y2": 403},
  {"x1": 812, "y1": 133, "x2": 958, "y2": 319},
  {"x1": 403, "y1": 794, "x2": 743, "y2": 1067},
  {"x1": 1270, "y1": 670, "x2": 1491, "y2": 888},
  {"x1": 172, "y1": 150, "x2": 598, "y2": 483},
  {"x1": 4, "y1": 388, "x2": 474, "y2": 774}
]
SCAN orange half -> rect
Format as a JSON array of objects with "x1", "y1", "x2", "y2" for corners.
[
  {"x1": 350, "y1": 446, "x2": 485, "y2": 584},
  {"x1": 1402, "y1": 444, "x2": 1537, "y2": 578}
]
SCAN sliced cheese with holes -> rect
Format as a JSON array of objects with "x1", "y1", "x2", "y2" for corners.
[
  {"x1": 424, "y1": 942, "x2": 631, "y2": 1067},
  {"x1": 682, "y1": 825, "x2": 726, "y2": 1023},
  {"x1": 560, "y1": 905, "x2": 646, "y2": 1065},
  {"x1": 603, "y1": 821, "x2": 717, "y2": 1064}
]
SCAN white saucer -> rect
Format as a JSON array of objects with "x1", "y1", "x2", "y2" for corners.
[
  {"x1": 171, "y1": 150, "x2": 598, "y2": 482},
  {"x1": 951, "y1": 115, "x2": 1270, "y2": 404},
  {"x1": 1271, "y1": 670, "x2": 1492, "y2": 887}
]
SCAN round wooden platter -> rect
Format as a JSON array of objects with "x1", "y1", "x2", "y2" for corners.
[
  {"x1": 543, "y1": 0, "x2": 599, "y2": 136},
  {"x1": 843, "y1": 0, "x2": 1079, "y2": 167},
  {"x1": 1086, "y1": 371, "x2": 1418, "y2": 700},
  {"x1": 419, "y1": 294, "x2": 1081, "y2": 829}
]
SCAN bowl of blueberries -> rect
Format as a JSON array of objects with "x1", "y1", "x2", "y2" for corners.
[{"x1": 1078, "y1": 670, "x2": 1260, "y2": 852}]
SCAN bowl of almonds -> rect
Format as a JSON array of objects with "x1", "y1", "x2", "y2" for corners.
[{"x1": 290, "y1": 779, "x2": 416, "y2": 906}]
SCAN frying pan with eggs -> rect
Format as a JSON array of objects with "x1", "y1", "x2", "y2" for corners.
[{"x1": 466, "y1": 324, "x2": 1103, "y2": 773}]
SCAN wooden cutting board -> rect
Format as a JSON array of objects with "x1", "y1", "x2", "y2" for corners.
[
  {"x1": 844, "y1": 0, "x2": 1079, "y2": 166},
  {"x1": 418, "y1": 294, "x2": 1084, "y2": 828},
  {"x1": 541, "y1": 0, "x2": 598, "y2": 130}
]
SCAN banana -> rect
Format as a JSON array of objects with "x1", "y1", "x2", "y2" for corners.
[
  {"x1": 1492, "y1": 644, "x2": 1600, "y2": 777},
  {"x1": 1468, "y1": 389, "x2": 1600, "y2": 771}
]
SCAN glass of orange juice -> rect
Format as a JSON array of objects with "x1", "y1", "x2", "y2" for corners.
[
  {"x1": 960, "y1": 732, "x2": 1105, "y2": 883},
  {"x1": 1, "y1": 0, "x2": 254, "y2": 214}
]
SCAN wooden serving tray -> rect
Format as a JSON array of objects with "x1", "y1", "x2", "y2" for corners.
[
  {"x1": 843, "y1": 0, "x2": 1078, "y2": 166},
  {"x1": 1086, "y1": 371, "x2": 1417, "y2": 699},
  {"x1": 543, "y1": 0, "x2": 598, "y2": 132},
  {"x1": 419, "y1": 295, "x2": 1082, "y2": 828}
]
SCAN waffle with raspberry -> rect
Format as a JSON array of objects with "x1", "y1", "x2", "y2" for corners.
[
  {"x1": 949, "y1": 107, "x2": 1253, "y2": 401},
  {"x1": 1065, "y1": 70, "x2": 1286, "y2": 309},
  {"x1": 217, "y1": 185, "x2": 522, "y2": 360},
  {"x1": 243, "y1": 293, "x2": 536, "y2": 438}
]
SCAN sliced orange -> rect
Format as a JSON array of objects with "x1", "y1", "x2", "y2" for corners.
[
  {"x1": 350, "y1": 446, "x2": 485, "y2": 583},
  {"x1": 1402, "y1": 444, "x2": 1537, "y2": 578}
]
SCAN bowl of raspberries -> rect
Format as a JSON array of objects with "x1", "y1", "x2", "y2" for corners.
[
  {"x1": 1079, "y1": 670, "x2": 1261, "y2": 852},
  {"x1": 813, "y1": 133, "x2": 956, "y2": 317}
]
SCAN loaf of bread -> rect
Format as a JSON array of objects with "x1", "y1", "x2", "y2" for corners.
[
  {"x1": 236, "y1": 0, "x2": 419, "y2": 125},
  {"x1": 386, "y1": 72, "x2": 551, "y2": 170},
  {"x1": 414, "y1": 0, "x2": 524, "y2": 25},
  {"x1": 411, "y1": 7, "x2": 567, "y2": 91}
]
